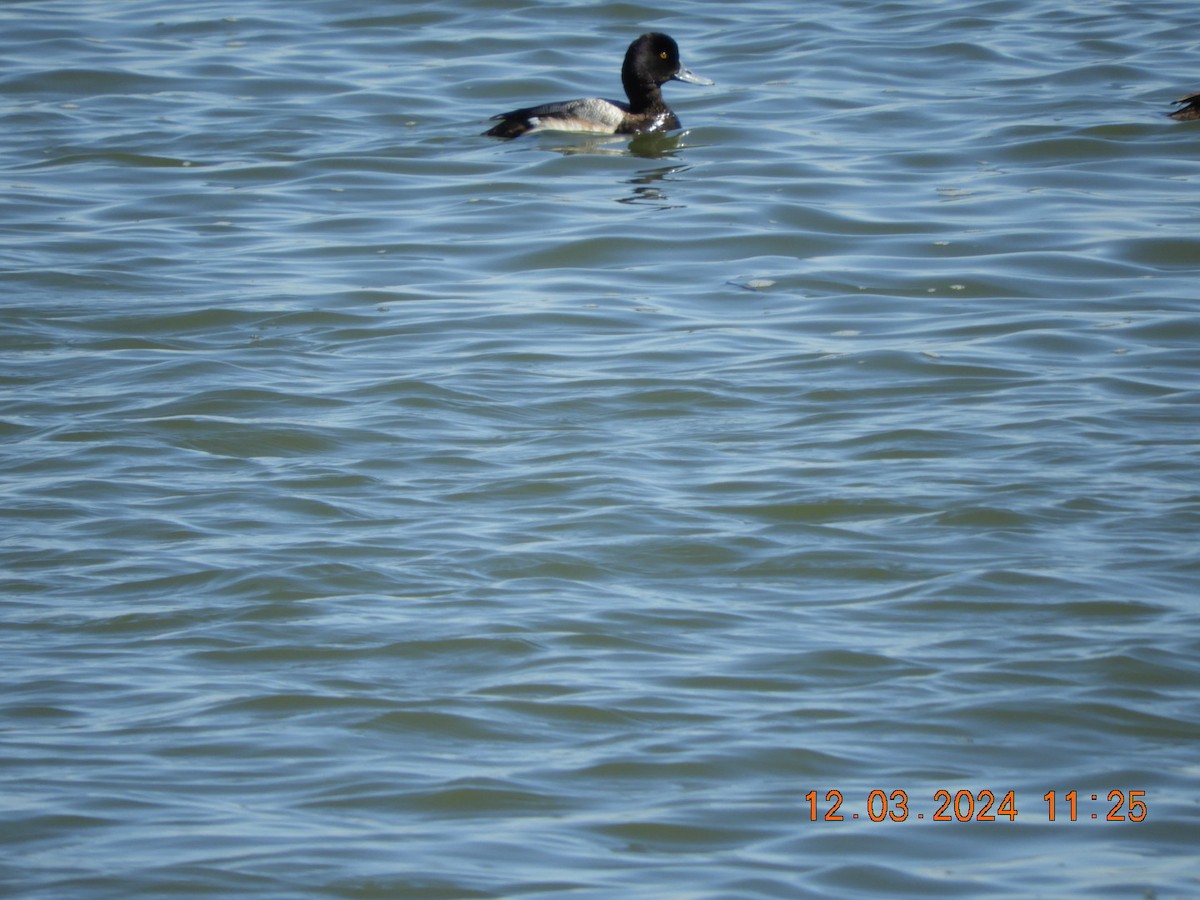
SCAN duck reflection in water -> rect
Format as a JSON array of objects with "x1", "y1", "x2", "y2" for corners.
[{"x1": 617, "y1": 164, "x2": 690, "y2": 209}]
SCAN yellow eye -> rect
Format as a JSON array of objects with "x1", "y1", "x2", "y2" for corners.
[{"x1": 660, "y1": 51, "x2": 669, "y2": 59}]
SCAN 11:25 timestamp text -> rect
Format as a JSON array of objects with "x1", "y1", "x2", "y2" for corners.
[{"x1": 805, "y1": 789, "x2": 1147, "y2": 823}]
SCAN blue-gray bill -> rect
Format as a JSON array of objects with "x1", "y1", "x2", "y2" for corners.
[{"x1": 673, "y1": 67, "x2": 714, "y2": 86}]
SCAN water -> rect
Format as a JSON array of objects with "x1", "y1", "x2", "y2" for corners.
[{"x1": 2, "y1": 0, "x2": 1199, "y2": 896}]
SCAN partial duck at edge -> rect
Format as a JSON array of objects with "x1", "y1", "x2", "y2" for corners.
[{"x1": 1168, "y1": 92, "x2": 1200, "y2": 120}]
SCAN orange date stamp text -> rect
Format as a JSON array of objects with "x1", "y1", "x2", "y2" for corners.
[{"x1": 804, "y1": 789, "x2": 1147, "y2": 822}]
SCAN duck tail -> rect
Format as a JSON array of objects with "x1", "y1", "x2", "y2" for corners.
[
  {"x1": 484, "y1": 114, "x2": 535, "y2": 138},
  {"x1": 1168, "y1": 92, "x2": 1200, "y2": 121}
]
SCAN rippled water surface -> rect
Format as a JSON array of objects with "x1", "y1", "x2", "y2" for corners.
[{"x1": 3, "y1": 0, "x2": 1199, "y2": 896}]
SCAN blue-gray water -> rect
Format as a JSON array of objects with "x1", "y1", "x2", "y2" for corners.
[{"x1": 2, "y1": 0, "x2": 1199, "y2": 896}]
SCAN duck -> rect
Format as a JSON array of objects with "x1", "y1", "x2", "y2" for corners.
[
  {"x1": 484, "y1": 32, "x2": 712, "y2": 139},
  {"x1": 1168, "y1": 92, "x2": 1200, "y2": 120}
]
